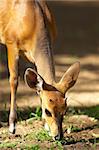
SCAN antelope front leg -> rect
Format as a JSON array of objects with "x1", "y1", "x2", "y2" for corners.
[{"x1": 7, "y1": 44, "x2": 19, "y2": 134}]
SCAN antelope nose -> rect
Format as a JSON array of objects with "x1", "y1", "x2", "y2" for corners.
[
  {"x1": 54, "y1": 134, "x2": 61, "y2": 141},
  {"x1": 54, "y1": 131, "x2": 63, "y2": 141}
]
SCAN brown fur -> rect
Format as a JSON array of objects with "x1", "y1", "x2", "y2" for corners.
[
  {"x1": 0, "y1": 0, "x2": 80, "y2": 140},
  {"x1": 25, "y1": 63, "x2": 80, "y2": 140}
]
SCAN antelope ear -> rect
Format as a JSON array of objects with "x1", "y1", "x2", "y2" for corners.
[
  {"x1": 24, "y1": 68, "x2": 44, "y2": 92},
  {"x1": 55, "y1": 62, "x2": 80, "y2": 94}
]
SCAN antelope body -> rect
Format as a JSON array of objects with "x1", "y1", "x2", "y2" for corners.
[{"x1": 0, "y1": 0, "x2": 80, "y2": 140}]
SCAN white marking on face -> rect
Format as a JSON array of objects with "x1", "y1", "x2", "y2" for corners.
[
  {"x1": 37, "y1": 76, "x2": 43, "y2": 90},
  {"x1": 44, "y1": 122, "x2": 50, "y2": 131},
  {"x1": 44, "y1": 123, "x2": 51, "y2": 136}
]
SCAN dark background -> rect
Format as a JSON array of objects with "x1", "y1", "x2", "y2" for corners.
[{"x1": 0, "y1": 1, "x2": 99, "y2": 79}]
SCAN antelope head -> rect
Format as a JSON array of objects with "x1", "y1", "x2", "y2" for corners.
[{"x1": 25, "y1": 62, "x2": 80, "y2": 140}]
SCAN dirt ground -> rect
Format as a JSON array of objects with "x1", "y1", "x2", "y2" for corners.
[{"x1": 0, "y1": 1, "x2": 99, "y2": 149}]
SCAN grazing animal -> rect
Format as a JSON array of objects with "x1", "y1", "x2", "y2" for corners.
[{"x1": 0, "y1": 0, "x2": 80, "y2": 140}]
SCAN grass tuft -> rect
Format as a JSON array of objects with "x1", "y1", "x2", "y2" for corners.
[
  {"x1": 25, "y1": 128, "x2": 51, "y2": 142},
  {"x1": 35, "y1": 129, "x2": 51, "y2": 142},
  {"x1": 55, "y1": 141, "x2": 63, "y2": 150},
  {"x1": 30, "y1": 107, "x2": 42, "y2": 120},
  {"x1": 0, "y1": 142, "x2": 17, "y2": 148},
  {"x1": 20, "y1": 144, "x2": 40, "y2": 150}
]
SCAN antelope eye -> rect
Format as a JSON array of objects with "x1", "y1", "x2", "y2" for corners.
[{"x1": 45, "y1": 109, "x2": 52, "y2": 117}]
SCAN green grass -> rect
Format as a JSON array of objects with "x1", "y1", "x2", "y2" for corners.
[
  {"x1": 17, "y1": 106, "x2": 42, "y2": 122},
  {"x1": 24, "y1": 128, "x2": 64, "y2": 149},
  {"x1": 0, "y1": 142, "x2": 40, "y2": 150},
  {"x1": 68, "y1": 106, "x2": 99, "y2": 120},
  {"x1": 25, "y1": 128, "x2": 51, "y2": 142},
  {"x1": 0, "y1": 142, "x2": 17, "y2": 149},
  {"x1": 20, "y1": 144, "x2": 40, "y2": 150},
  {"x1": 1, "y1": 106, "x2": 99, "y2": 150},
  {"x1": 55, "y1": 141, "x2": 63, "y2": 150},
  {"x1": 67, "y1": 124, "x2": 81, "y2": 133},
  {"x1": 30, "y1": 107, "x2": 42, "y2": 120},
  {"x1": 35, "y1": 129, "x2": 51, "y2": 142},
  {"x1": 82, "y1": 106, "x2": 99, "y2": 120}
]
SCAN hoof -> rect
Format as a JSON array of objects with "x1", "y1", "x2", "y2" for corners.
[{"x1": 9, "y1": 123, "x2": 16, "y2": 134}]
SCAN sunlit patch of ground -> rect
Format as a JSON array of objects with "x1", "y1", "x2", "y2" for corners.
[{"x1": 0, "y1": 114, "x2": 99, "y2": 149}]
